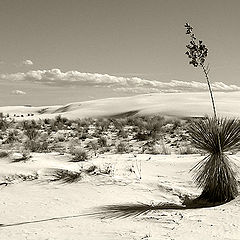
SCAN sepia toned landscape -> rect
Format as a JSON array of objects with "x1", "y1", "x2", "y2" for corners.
[
  {"x1": 0, "y1": 92, "x2": 240, "y2": 239},
  {"x1": 1, "y1": 1, "x2": 240, "y2": 239}
]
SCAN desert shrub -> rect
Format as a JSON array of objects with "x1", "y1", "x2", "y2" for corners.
[
  {"x1": 47, "y1": 169, "x2": 83, "y2": 183},
  {"x1": 143, "y1": 140, "x2": 170, "y2": 155},
  {"x1": 179, "y1": 146, "x2": 197, "y2": 154},
  {"x1": 71, "y1": 148, "x2": 88, "y2": 162},
  {"x1": 189, "y1": 117, "x2": 240, "y2": 203},
  {"x1": 116, "y1": 142, "x2": 128, "y2": 153},
  {"x1": 153, "y1": 143, "x2": 170, "y2": 155},
  {"x1": 4, "y1": 173, "x2": 38, "y2": 183},
  {"x1": 135, "y1": 131, "x2": 150, "y2": 141},
  {"x1": 44, "y1": 118, "x2": 51, "y2": 125},
  {"x1": 54, "y1": 132, "x2": 66, "y2": 142},
  {"x1": 5, "y1": 130, "x2": 18, "y2": 144},
  {"x1": 53, "y1": 115, "x2": 68, "y2": 130},
  {"x1": 111, "y1": 119, "x2": 124, "y2": 130},
  {"x1": 145, "y1": 116, "x2": 165, "y2": 131},
  {"x1": 171, "y1": 119, "x2": 182, "y2": 130},
  {"x1": 0, "y1": 151, "x2": 8, "y2": 158},
  {"x1": 118, "y1": 128, "x2": 128, "y2": 138},
  {"x1": 24, "y1": 139, "x2": 49, "y2": 152},
  {"x1": 96, "y1": 118, "x2": 111, "y2": 131},
  {"x1": 20, "y1": 120, "x2": 41, "y2": 131},
  {"x1": 24, "y1": 128, "x2": 39, "y2": 140},
  {"x1": 127, "y1": 116, "x2": 145, "y2": 130},
  {"x1": 87, "y1": 140, "x2": 99, "y2": 153},
  {"x1": 76, "y1": 118, "x2": 94, "y2": 128},
  {"x1": 98, "y1": 136, "x2": 108, "y2": 147},
  {"x1": 0, "y1": 117, "x2": 8, "y2": 131}
]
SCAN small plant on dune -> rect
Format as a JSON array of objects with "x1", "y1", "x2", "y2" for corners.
[
  {"x1": 185, "y1": 23, "x2": 240, "y2": 203},
  {"x1": 0, "y1": 151, "x2": 9, "y2": 158},
  {"x1": 24, "y1": 139, "x2": 49, "y2": 153},
  {"x1": 116, "y1": 142, "x2": 128, "y2": 153},
  {"x1": 0, "y1": 115, "x2": 9, "y2": 131},
  {"x1": 70, "y1": 148, "x2": 88, "y2": 162},
  {"x1": 5, "y1": 130, "x2": 18, "y2": 144},
  {"x1": 98, "y1": 136, "x2": 108, "y2": 147},
  {"x1": 24, "y1": 128, "x2": 39, "y2": 140},
  {"x1": 179, "y1": 145, "x2": 197, "y2": 155},
  {"x1": 47, "y1": 168, "x2": 82, "y2": 184}
]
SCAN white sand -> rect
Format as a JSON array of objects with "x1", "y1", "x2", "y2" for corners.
[
  {"x1": 0, "y1": 152, "x2": 239, "y2": 240},
  {"x1": 1, "y1": 91, "x2": 240, "y2": 120}
]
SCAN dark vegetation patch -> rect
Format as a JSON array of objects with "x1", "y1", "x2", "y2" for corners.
[{"x1": 0, "y1": 112, "x2": 198, "y2": 158}]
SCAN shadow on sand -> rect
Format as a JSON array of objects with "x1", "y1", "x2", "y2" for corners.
[{"x1": 0, "y1": 199, "x2": 224, "y2": 228}]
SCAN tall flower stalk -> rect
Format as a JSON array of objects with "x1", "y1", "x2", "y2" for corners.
[{"x1": 185, "y1": 23, "x2": 217, "y2": 119}]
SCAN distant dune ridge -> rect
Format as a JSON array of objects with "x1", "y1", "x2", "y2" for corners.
[{"x1": 0, "y1": 92, "x2": 240, "y2": 119}]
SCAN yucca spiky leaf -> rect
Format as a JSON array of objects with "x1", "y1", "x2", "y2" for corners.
[
  {"x1": 189, "y1": 116, "x2": 239, "y2": 203},
  {"x1": 189, "y1": 117, "x2": 240, "y2": 153}
]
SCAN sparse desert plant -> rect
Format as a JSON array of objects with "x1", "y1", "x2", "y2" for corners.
[
  {"x1": 47, "y1": 168, "x2": 83, "y2": 183},
  {"x1": 135, "y1": 131, "x2": 150, "y2": 141},
  {"x1": 24, "y1": 128, "x2": 39, "y2": 140},
  {"x1": 87, "y1": 140, "x2": 99, "y2": 155},
  {"x1": 98, "y1": 136, "x2": 108, "y2": 147},
  {"x1": 185, "y1": 23, "x2": 240, "y2": 203},
  {"x1": 118, "y1": 128, "x2": 128, "y2": 138},
  {"x1": 0, "y1": 151, "x2": 9, "y2": 158},
  {"x1": 3, "y1": 173, "x2": 38, "y2": 183},
  {"x1": 0, "y1": 116, "x2": 9, "y2": 131},
  {"x1": 116, "y1": 142, "x2": 128, "y2": 153},
  {"x1": 24, "y1": 139, "x2": 49, "y2": 152},
  {"x1": 151, "y1": 142, "x2": 171, "y2": 155},
  {"x1": 96, "y1": 118, "x2": 111, "y2": 131},
  {"x1": 5, "y1": 130, "x2": 18, "y2": 144},
  {"x1": 179, "y1": 145, "x2": 197, "y2": 155},
  {"x1": 71, "y1": 148, "x2": 88, "y2": 162}
]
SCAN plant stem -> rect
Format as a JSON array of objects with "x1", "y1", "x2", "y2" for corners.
[
  {"x1": 200, "y1": 63, "x2": 217, "y2": 119},
  {"x1": 200, "y1": 63, "x2": 222, "y2": 153}
]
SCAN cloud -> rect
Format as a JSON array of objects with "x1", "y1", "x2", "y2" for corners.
[
  {"x1": 1, "y1": 69, "x2": 240, "y2": 93},
  {"x1": 22, "y1": 59, "x2": 33, "y2": 65},
  {"x1": 12, "y1": 90, "x2": 26, "y2": 95}
]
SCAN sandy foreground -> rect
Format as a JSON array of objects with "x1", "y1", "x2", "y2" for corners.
[{"x1": 0, "y1": 152, "x2": 239, "y2": 240}]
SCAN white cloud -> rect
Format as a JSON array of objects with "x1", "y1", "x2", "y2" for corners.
[
  {"x1": 1, "y1": 69, "x2": 240, "y2": 93},
  {"x1": 12, "y1": 90, "x2": 26, "y2": 95},
  {"x1": 22, "y1": 59, "x2": 33, "y2": 65}
]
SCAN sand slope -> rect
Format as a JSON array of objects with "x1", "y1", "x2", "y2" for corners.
[{"x1": 1, "y1": 91, "x2": 240, "y2": 120}]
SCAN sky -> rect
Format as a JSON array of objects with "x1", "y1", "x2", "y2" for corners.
[{"x1": 0, "y1": 0, "x2": 240, "y2": 106}]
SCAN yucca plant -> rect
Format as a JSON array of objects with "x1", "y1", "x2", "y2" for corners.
[
  {"x1": 185, "y1": 23, "x2": 239, "y2": 203},
  {"x1": 189, "y1": 117, "x2": 239, "y2": 203}
]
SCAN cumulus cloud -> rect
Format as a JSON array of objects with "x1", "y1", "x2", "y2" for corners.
[
  {"x1": 12, "y1": 90, "x2": 26, "y2": 95},
  {"x1": 1, "y1": 69, "x2": 240, "y2": 93},
  {"x1": 22, "y1": 59, "x2": 33, "y2": 65}
]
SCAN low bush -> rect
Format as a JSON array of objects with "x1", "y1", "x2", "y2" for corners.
[
  {"x1": 179, "y1": 146, "x2": 197, "y2": 154},
  {"x1": 116, "y1": 142, "x2": 128, "y2": 153},
  {"x1": 0, "y1": 151, "x2": 8, "y2": 158},
  {"x1": 71, "y1": 148, "x2": 88, "y2": 162},
  {"x1": 24, "y1": 140, "x2": 49, "y2": 152},
  {"x1": 48, "y1": 168, "x2": 82, "y2": 183}
]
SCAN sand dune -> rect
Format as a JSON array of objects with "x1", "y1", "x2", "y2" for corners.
[{"x1": 0, "y1": 91, "x2": 240, "y2": 119}]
